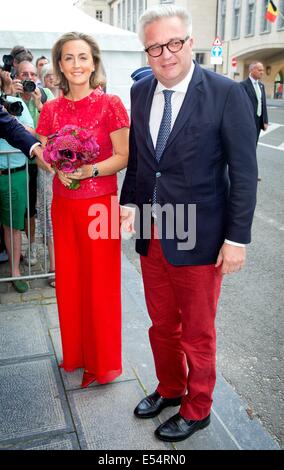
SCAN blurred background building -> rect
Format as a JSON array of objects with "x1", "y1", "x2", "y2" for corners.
[{"x1": 74, "y1": 0, "x2": 284, "y2": 98}]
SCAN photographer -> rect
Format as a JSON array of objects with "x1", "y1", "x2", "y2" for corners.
[
  {"x1": 13, "y1": 61, "x2": 54, "y2": 266},
  {"x1": 2, "y1": 46, "x2": 33, "y2": 82},
  {"x1": 0, "y1": 73, "x2": 36, "y2": 292}
]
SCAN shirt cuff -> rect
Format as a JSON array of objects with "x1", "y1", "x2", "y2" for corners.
[
  {"x1": 224, "y1": 239, "x2": 246, "y2": 248},
  {"x1": 120, "y1": 205, "x2": 136, "y2": 214},
  {"x1": 29, "y1": 142, "x2": 41, "y2": 157}
]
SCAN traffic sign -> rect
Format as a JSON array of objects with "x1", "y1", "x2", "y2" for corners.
[
  {"x1": 212, "y1": 36, "x2": 222, "y2": 46},
  {"x1": 210, "y1": 45, "x2": 223, "y2": 65},
  {"x1": 231, "y1": 57, "x2": 237, "y2": 68},
  {"x1": 212, "y1": 46, "x2": 223, "y2": 57}
]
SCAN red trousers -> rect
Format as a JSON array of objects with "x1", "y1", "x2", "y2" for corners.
[
  {"x1": 140, "y1": 229, "x2": 223, "y2": 420},
  {"x1": 52, "y1": 193, "x2": 122, "y2": 384}
]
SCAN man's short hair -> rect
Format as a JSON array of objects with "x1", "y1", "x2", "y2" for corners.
[
  {"x1": 10, "y1": 46, "x2": 33, "y2": 64},
  {"x1": 138, "y1": 4, "x2": 192, "y2": 44},
  {"x1": 36, "y1": 56, "x2": 48, "y2": 67},
  {"x1": 249, "y1": 62, "x2": 263, "y2": 72}
]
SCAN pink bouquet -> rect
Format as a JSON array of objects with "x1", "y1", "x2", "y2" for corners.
[{"x1": 43, "y1": 125, "x2": 100, "y2": 190}]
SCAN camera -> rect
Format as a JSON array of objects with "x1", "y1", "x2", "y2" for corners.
[
  {"x1": 2, "y1": 54, "x2": 16, "y2": 78},
  {"x1": 0, "y1": 95, "x2": 23, "y2": 116},
  {"x1": 2, "y1": 54, "x2": 13, "y2": 72},
  {"x1": 22, "y1": 79, "x2": 36, "y2": 93}
]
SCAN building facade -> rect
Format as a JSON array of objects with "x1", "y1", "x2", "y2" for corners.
[
  {"x1": 217, "y1": 0, "x2": 284, "y2": 97},
  {"x1": 75, "y1": 0, "x2": 218, "y2": 69},
  {"x1": 75, "y1": 0, "x2": 284, "y2": 97}
]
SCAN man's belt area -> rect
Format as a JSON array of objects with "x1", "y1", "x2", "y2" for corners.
[{"x1": 0, "y1": 165, "x2": 26, "y2": 175}]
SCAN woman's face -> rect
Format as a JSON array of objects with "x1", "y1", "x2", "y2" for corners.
[{"x1": 59, "y1": 39, "x2": 95, "y2": 88}]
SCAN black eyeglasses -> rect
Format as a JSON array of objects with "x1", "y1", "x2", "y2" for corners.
[{"x1": 145, "y1": 36, "x2": 190, "y2": 58}]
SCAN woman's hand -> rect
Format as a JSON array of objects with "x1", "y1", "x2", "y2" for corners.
[
  {"x1": 66, "y1": 165, "x2": 93, "y2": 181},
  {"x1": 57, "y1": 165, "x2": 92, "y2": 187},
  {"x1": 57, "y1": 170, "x2": 74, "y2": 187}
]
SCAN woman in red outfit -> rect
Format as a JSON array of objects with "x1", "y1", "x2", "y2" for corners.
[{"x1": 36, "y1": 32, "x2": 129, "y2": 388}]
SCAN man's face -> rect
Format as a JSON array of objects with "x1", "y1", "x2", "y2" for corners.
[
  {"x1": 250, "y1": 63, "x2": 264, "y2": 81},
  {"x1": 17, "y1": 62, "x2": 37, "y2": 84},
  {"x1": 144, "y1": 16, "x2": 193, "y2": 88},
  {"x1": 37, "y1": 58, "x2": 48, "y2": 76}
]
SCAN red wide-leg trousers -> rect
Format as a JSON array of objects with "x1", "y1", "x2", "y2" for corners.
[
  {"x1": 140, "y1": 231, "x2": 223, "y2": 420},
  {"x1": 52, "y1": 193, "x2": 122, "y2": 384}
]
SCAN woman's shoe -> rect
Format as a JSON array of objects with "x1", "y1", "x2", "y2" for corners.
[{"x1": 81, "y1": 371, "x2": 96, "y2": 388}]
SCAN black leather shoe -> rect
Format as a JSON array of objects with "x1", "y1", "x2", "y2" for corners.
[
  {"x1": 134, "y1": 391, "x2": 183, "y2": 419},
  {"x1": 155, "y1": 412, "x2": 210, "y2": 442}
]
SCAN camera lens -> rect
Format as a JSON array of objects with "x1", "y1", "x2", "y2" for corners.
[
  {"x1": 0, "y1": 97, "x2": 24, "y2": 117},
  {"x1": 22, "y1": 80, "x2": 36, "y2": 93},
  {"x1": 9, "y1": 101, "x2": 24, "y2": 116}
]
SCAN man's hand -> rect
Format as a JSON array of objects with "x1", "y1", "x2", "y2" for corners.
[
  {"x1": 0, "y1": 71, "x2": 17, "y2": 95},
  {"x1": 120, "y1": 206, "x2": 136, "y2": 235},
  {"x1": 30, "y1": 88, "x2": 43, "y2": 112},
  {"x1": 264, "y1": 123, "x2": 269, "y2": 131},
  {"x1": 32, "y1": 145, "x2": 54, "y2": 174},
  {"x1": 215, "y1": 243, "x2": 246, "y2": 274},
  {"x1": 11, "y1": 78, "x2": 24, "y2": 95}
]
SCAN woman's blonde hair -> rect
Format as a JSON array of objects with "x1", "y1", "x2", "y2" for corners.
[{"x1": 52, "y1": 31, "x2": 106, "y2": 95}]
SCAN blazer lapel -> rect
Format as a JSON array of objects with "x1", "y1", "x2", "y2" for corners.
[
  {"x1": 144, "y1": 77, "x2": 157, "y2": 156},
  {"x1": 247, "y1": 78, "x2": 257, "y2": 103},
  {"x1": 165, "y1": 63, "x2": 203, "y2": 151}
]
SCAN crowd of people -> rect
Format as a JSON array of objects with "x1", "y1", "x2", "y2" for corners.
[
  {"x1": 0, "y1": 4, "x2": 264, "y2": 444},
  {"x1": 0, "y1": 48, "x2": 60, "y2": 291}
]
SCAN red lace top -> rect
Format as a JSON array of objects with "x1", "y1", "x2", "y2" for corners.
[{"x1": 36, "y1": 87, "x2": 129, "y2": 199}]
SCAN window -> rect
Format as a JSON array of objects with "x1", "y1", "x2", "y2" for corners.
[
  {"x1": 127, "y1": 0, "x2": 131, "y2": 30},
  {"x1": 232, "y1": 0, "x2": 241, "y2": 39},
  {"x1": 133, "y1": 0, "x2": 137, "y2": 32},
  {"x1": 278, "y1": 0, "x2": 284, "y2": 29},
  {"x1": 260, "y1": 0, "x2": 272, "y2": 33},
  {"x1": 219, "y1": 0, "x2": 226, "y2": 40},
  {"x1": 195, "y1": 53, "x2": 205, "y2": 65},
  {"x1": 118, "y1": 3, "x2": 121, "y2": 28},
  {"x1": 96, "y1": 10, "x2": 103, "y2": 22},
  {"x1": 245, "y1": 0, "x2": 256, "y2": 35},
  {"x1": 138, "y1": 0, "x2": 144, "y2": 18},
  {"x1": 122, "y1": 0, "x2": 126, "y2": 29}
]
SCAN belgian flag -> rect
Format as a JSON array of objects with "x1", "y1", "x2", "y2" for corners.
[{"x1": 265, "y1": 0, "x2": 278, "y2": 23}]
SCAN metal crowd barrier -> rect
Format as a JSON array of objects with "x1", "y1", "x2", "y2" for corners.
[{"x1": 0, "y1": 149, "x2": 51, "y2": 283}]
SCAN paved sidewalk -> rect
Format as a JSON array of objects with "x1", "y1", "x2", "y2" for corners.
[{"x1": 0, "y1": 254, "x2": 280, "y2": 450}]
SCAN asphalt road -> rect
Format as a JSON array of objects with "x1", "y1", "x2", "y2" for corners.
[{"x1": 120, "y1": 102, "x2": 284, "y2": 448}]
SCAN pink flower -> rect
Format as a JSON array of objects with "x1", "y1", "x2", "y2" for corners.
[
  {"x1": 60, "y1": 161, "x2": 75, "y2": 173},
  {"x1": 43, "y1": 125, "x2": 100, "y2": 189},
  {"x1": 59, "y1": 149, "x2": 77, "y2": 162}
]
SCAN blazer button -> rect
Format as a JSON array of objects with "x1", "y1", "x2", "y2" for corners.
[{"x1": 156, "y1": 172, "x2": 161, "y2": 178}]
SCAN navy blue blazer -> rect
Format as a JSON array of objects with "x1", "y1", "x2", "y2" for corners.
[
  {"x1": 120, "y1": 63, "x2": 258, "y2": 266},
  {"x1": 0, "y1": 104, "x2": 38, "y2": 158}
]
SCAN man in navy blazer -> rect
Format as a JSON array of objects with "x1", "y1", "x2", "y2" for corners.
[
  {"x1": 240, "y1": 62, "x2": 268, "y2": 142},
  {"x1": 120, "y1": 5, "x2": 258, "y2": 443}
]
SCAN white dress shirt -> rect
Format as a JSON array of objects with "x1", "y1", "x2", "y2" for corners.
[
  {"x1": 149, "y1": 63, "x2": 195, "y2": 146},
  {"x1": 249, "y1": 75, "x2": 262, "y2": 117}
]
